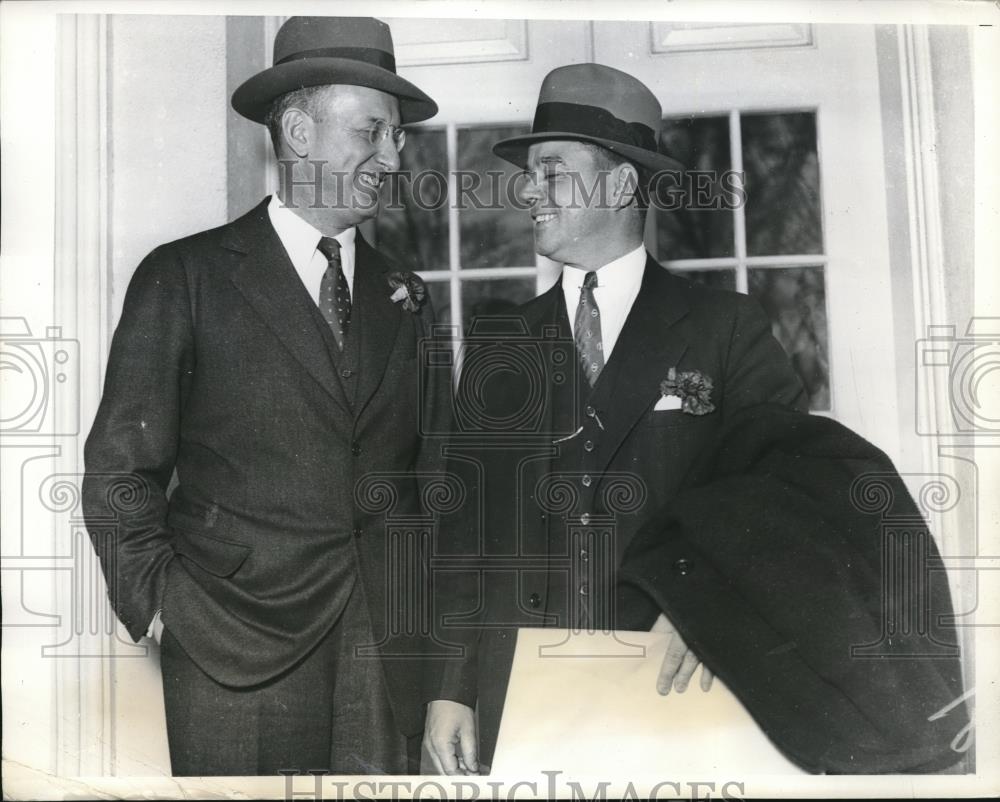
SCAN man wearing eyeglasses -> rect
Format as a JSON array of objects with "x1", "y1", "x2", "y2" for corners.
[{"x1": 82, "y1": 17, "x2": 450, "y2": 776}]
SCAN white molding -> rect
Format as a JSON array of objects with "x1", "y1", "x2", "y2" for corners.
[
  {"x1": 897, "y1": 30, "x2": 977, "y2": 715},
  {"x1": 391, "y1": 19, "x2": 528, "y2": 67},
  {"x1": 649, "y1": 22, "x2": 813, "y2": 55},
  {"x1": 54, "y1": 13, "x2": 115, "y2": 777},
  {"x1": 898, "y1": 24, "x2": 952, "y2": 535}
]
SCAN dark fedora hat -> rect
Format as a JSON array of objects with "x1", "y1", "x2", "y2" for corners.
[
  {"x1": 232, "y1": 16, "x2": 438, "y2": 125},
  {"x1": 493, "y1": 63, "x2": 683, "y2": 173}
]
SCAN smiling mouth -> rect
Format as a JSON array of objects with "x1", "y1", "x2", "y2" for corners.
[
  {"x1": 533, "y1": 213, "x2": 557, "y2": 224},
  {"x1": 358, "y1": 173, "x2": 383, "y2": 189}
]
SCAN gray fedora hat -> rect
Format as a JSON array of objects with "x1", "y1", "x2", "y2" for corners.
[
  {"x1": 232, "y1": 16, "x2": 438, "y2": 125},
  {"x1": 493, "y1": 63, "x2": 683, "y2": 173}
]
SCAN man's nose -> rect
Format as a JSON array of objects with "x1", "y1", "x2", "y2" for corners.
[
  {"x1": 518, "y1": 173, "x2": 542, "y2": 206},
  {"x1": 374, "y1": 135, "x2": 401, "y2": 172}
]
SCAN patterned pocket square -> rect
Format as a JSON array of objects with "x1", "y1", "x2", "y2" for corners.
[{"x1": 653, "y1": 394, "x2": 683, "y2": 412}]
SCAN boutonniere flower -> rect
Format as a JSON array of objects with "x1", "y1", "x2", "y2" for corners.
[
  {"x1": 660, "y1": 367, "x2": 715, "y2": 415},
  {"x1": 387, "y1": 271, "x2": 427, "y2": 313}
]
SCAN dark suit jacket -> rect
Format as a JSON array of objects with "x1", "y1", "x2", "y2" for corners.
[
  {"x1": 431, "y1": 255, "x2": 966, "y2": 772},
  {"x1": 432, "y1": 255, "x2": 807, "y2": 763},
  {"x1": 83, "y1": 198, "x2": 450, "y2": 736}
]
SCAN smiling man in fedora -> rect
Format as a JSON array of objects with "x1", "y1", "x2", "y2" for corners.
[
  {"x1": 83, "y1": 16, "x2": 450, "y2": 775},
  {"x1": 424, "y1": 63, "x2": 967, "y2": 775}
]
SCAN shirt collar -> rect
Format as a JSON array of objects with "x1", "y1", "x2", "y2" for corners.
[
  {"x1": 267, "y1": 194, "x2": 356, "y2": 270},
  {"x1": 561, "y1": 244, "x2": 647, "y2": 291}
]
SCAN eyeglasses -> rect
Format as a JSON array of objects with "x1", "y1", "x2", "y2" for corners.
[{"x1": 367, "y1": 119, "x2": 406, "y2": 152}]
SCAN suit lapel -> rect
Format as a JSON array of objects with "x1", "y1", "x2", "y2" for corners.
[
  {"x1": 589, "y1": 256, "x2": 691, "y2": 475},
  {"x1": 353, "y1": 233, "x2": 403, "y2": 419},
  {"x1": 224, "y1": 200, "x2": 351, "y2": 416}
]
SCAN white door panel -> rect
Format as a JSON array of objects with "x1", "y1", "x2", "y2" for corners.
[{"x1": 387, "y1": 19, "x2": 591, "y2": 125}]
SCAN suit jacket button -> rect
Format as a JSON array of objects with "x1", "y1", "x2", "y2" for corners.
[
  {"x1": 578, "y1": 582, "x2": 589, "y2": 597},
  {"x1": 581, "y1": 474, "x2": 592, "y2": 487},
  {"x1": 585, "y1": 405, "x2": 596, "y2": 417},
  {"x1": 351, "y1": 443, "x2": 361, "y2": 455},
  {"x1": 528, "y1": 593, "x2": 541, "y2": 608},
  {"x1": 341, "y1": 368, "x2": 354, "y2": 378},
  {"x1": 584, "y1": 439, "x2": 594, "y2": 452},
  {"x1": 673, "y1": 558, "x2": 693, "y2": 576},
  {"x1": 580, "y1": 513, "x2": 591, "y2": 525},
  {"x1": 353, "y1": 527, "x2": 363, "y2": 538}
]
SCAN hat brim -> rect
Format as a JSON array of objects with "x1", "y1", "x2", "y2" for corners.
[
  {"x1": 493, "y1": 131, "x2": 685, "y2": 174},
  {"x1": 232, "y1": 58, "x2": 438, "y2": 125}
]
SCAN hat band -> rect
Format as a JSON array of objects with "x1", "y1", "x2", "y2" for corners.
[
  {"x1": 532, "y1": 102, "x2": 658, "y2": 154},
  {"x1": 276, "y1": 46, "x2": 397, "y2": 73}
]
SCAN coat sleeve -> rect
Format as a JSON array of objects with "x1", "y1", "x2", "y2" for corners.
[
  {"x1": 424, "y1": 373, "x2": 484, "y2": 710},
  {"x1": 82, "y1": 245, "x2": 195, "y2": 642},
  {"x1": 425, "y1": 448, "x2": 483, "y2": 710},
  {"x1": 409, "y1": 290, "x2": 481, "y2": 709}
]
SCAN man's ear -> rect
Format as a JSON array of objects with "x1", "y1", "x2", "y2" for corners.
[
  {"x1": 612, "y1": 163, "x2": 641, "y2": 210},
  {"x1": 280, "y1": 107, "x2": 312, "y2": 159}
]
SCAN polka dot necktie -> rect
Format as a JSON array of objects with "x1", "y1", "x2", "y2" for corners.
[
  {"x1": 574, "y1": 271, "x2": 605, "y2": 387},
  {"x1": 317, "y1": 236, "x2": 351, "y2": 350}
]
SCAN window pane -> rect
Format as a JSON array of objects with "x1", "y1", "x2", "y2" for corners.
[
  {"x1": 374, "y1": 127, "x2": 449, "y2": 271},
  {"x1": 457, "y1": 125, "x2": 535, "y2": 269},
  {"x1": 748, "y1": 266, "x2": 830, "y2": 410},
  {"x1": 461, "y1": 277, "x2": 536, "y2": 335},
  {"x1": 674, "y1": 268, "x2": 737, "y2": 292},
  {"x1": 655, "y1": 115, "x2": 733, "y2": 261},
  {"x1": 423, "y1": 279, "x2": 452, "y2": 328},
  {"x1": 742, "y1": 112, "x2": 823, "y2": 256}
]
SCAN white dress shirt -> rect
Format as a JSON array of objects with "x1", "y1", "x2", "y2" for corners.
[
  {"x1": 561, "y1": 244, "x2": 646, "y2": 361},
  {"x1": 267, "y1": 194, "x2": 357, "y2": 301}
]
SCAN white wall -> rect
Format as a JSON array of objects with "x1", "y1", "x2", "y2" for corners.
[{"x1": 109, "y1": 15, "x2": 228, "y2": 327}]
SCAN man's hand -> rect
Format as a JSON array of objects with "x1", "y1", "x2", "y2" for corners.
[
  {"x1": 651, "y1": 612, "x2": 714, "y2": 695},
  {"x1": 424, "y1": 700, "x2": 479, "y2": 775}
]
